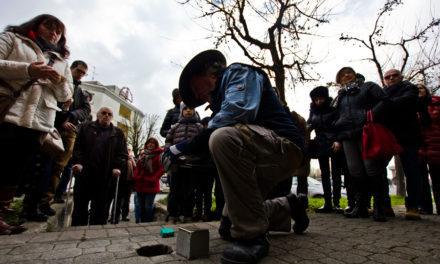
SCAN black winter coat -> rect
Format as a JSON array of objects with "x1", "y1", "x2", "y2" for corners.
[
  {"x1": 381, "y1": 80, "x2": 422, "y2": 146},
  {"x1": 72, "y1": 121, "x2": 128, "y2": 181},
  {"x1": 334, "y1": 81, "x2": 385, "y2": 141},
  {"x1": 55, "y1": 84, "x2": 91, "y2": 129},
  {"x1": 308, "y1": 100, "x2": 338, "y2": 156},
  {"x1": 160, "y1": 106, "x2": 180, "y2": 137}
]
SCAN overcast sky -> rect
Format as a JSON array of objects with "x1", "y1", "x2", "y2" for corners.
[{"x1": 1, "y1": 0, "x2": 438, "y2": 135}]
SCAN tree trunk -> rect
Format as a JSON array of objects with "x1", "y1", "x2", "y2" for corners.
[{"x1": 394, "y1": 156, "x2": 406, "y2": 196}]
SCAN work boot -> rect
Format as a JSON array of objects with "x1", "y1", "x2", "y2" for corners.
[
  {"x1": 0, "y1": 186, "x2": 27, "y2": 235},
  {"x1": 405, "y1": 208, "x2": 421, "y2": 220},
  {"x1": 286, "y1": 193, "x2": 309, "y2": 234},
  {"x1": 221, "y1": 233, "x2": 269, "y2": 264}
]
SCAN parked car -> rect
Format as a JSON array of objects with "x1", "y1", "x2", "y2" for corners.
[
  {"x1": 291, "y1": 176, "x2": 347, "y2": 198},
  {"x1": 291, "y1": 176, "x2": 324, "y2": 198}
]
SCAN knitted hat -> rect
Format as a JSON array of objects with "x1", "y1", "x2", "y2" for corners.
[{"x1": 310, "y1": 86, "x2": 329, "y2": 100}]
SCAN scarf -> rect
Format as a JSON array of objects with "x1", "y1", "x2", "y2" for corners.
[
  {"x1": 332, "y1": 78, "x2": 363, "y2": 108},
  {"x1": 27, "y1": 30, "x2": 61, "y2": 53},
  {"x1": 139, "y1": 149, "x2": 159, "y2": 173}
]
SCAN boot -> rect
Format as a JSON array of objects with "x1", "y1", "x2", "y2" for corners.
[
  {"x1": 39, "y1": 203, "x2": 56, "y2": 216},
  {"x1": 316, "y1": 198, "x2": 333, "y2": 213},
  {"x1": 373, "y1": 202, "x2": 386, "y2": 222},
  {"x1": 221, "y1": 233, "x2": 269, "y2": 264},
  {"x1": 21, "y1": 193, "x2": 48, "y2": 222},
  {"x1": 344, "y1": 193, "x2": 369, "y2": 218},
  {"x1": 0, "y1": 186, "x2": 27, "y2": 235},
  {"x1": 286, "y1": 193, "x2": 309, "y2": 234},
  {"x1": 405, "y1": 208, "x2": 421, "y2": 220},
  {"x1": 344, "y1": 199, "x2": 355, "y2": 214}
]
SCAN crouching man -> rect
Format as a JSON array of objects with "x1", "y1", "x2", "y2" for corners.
[{"x1": 161, "y1": 50, "x2": 309, "y2": 264}]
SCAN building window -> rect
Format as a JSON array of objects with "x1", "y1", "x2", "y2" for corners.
[{"x1": 119, "y1": 104, "x2": 131, "y2": 120}]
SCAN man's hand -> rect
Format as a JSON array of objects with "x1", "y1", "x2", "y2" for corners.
[
  {"x1": 62, "y1": 120, "x2": 76, "y2": 132},
  {"x1": 112, "y1": 169, "x2": 121, "y2": 178},
  {"x1": 332, "y1": 141, "x2": 342, "y2": 153},
  {"x1": 72, "y1": 164, "x2": 83, "y2": 174}
]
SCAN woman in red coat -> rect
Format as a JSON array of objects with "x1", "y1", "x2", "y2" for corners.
[
  {"x1": 133, "y1": 138, "x2": 164, "y2": 222},
  {"x1": 418, "y1": 84, "x2": 440, "y2": 215}
]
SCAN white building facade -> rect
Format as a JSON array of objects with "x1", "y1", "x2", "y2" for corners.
[{"x1": 79, "y1": 81, "x2": 144, "y2": 134}]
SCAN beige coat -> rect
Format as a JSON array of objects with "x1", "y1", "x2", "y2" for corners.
[{"x1": 0, "y1": 32, "x2": 72, "y2": 132}]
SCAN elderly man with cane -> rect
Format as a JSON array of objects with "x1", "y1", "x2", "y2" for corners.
[{"x1": 71, "y1": 107, "x2": 128, "y2": 226}]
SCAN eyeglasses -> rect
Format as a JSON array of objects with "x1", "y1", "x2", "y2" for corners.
[
  {"x1": 76, "y1": 69, "x2": 88, "y2": 76},
  {"x1": 100, "y1": 111, "x2": 113, "y2": 116},
  {"x1": 384, "y1": 73, "x2": 400, "y2": 80}
]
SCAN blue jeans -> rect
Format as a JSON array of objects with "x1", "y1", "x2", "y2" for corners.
[
  {"x1": 399, "y1": 144, "x2": 422, "y2": 209},
  {"x1": 137, "y1": 192, "x2": 156, "y2": 222},
  {"x1": 134, "y1": 192, "x2": 140, "y2": 223}
]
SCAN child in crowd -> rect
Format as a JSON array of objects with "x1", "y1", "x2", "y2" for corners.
[
  {"x1": 165, "y1": 103, "x2": 204, "y2": 224},
  {"x1": 132, "y1": 138, "x2": 163, "y2": 222}
]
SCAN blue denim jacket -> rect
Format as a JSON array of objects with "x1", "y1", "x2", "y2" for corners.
[{"x1": 209, "y1": 63, "x2": 304, "y2": 152}]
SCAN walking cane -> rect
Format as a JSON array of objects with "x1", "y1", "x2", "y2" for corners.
[
  {"x1": 63, "y1": 169, "x2": 74, "y2": 227},
  {"x1": 112, "y1": 175, "x2": 120, "y2": 224}
]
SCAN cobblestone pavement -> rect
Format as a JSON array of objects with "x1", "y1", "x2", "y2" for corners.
[{"x1": 0, "y1": 206, "x2": 439, "y2": 264}]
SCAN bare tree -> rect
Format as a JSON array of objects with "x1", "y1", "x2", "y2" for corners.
[
  {"x1": 123, "y1": 112, "x2": 147, "y2": 158},
  {"x1": 339, "y1": 0, "x2": 440, "y2": 88},
  {"x1": 179, "y1": 0, "x2": 334, "y2": 105},
  {"x1": 145, "y1": 113, "x2": 161, "y2": 145}
]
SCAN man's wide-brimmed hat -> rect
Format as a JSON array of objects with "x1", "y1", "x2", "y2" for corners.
[{"x1": 179, "y1": 49, "x2": 226, "y2": 108}]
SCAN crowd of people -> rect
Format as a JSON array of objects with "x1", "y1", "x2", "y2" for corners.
[{"x1": 0, "y1": 13, "x2": 439, "y2": 264}]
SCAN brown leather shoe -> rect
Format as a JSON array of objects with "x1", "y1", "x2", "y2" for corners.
[{"x1": 405, "y1": 208, "x2": 421, "y2": 220}]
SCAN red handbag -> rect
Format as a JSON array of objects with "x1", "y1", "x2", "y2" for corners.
[{"x1": 362, "y1": 110, "x2": 403, "y2": 160}]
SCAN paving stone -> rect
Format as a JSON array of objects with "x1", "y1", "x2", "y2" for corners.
[
  {"x1": 1, "y1": 206, "x2": 439, "y2": 263},
  {"x1": 54, "y1": 241, "x2": 79, "y2": 250},
  {"x1": 129, "y1": 234, "x2": 157, "y2": 243},
  {"x1": 109, "y1": 237, "x2": 131, "y2": 244},
  {"x1": 58, "y1": 230, "x2": 85, "y2": 241},
  {"x1": 40, "y1": 248, "x2": 82, "y2": 260},
  {"x1": 106, "y1": 242, "x2": 139, "y2": 252},
  {"x1": 107, "y1": 256, "x2": 154, "y2": 264},
  {"x1": 9, "y1": 243, "x2": 54, "y2": 255},
  {"x1": 82, "y1": 246, "x2": 106, "y2": 254},
  {"x1": 28, "y1": 232, "x2": 60, "y2": 243},
  {"x1": 367, "y1": 253, "x2": 413, "y2": 264},
  {"x1": 126, "y1": 226, "x2": 150, "y2": 235},
  {"x1": 0, "y1": 233, "x2": 35, "y2": 245},
  {"x1": 78, "y1": 239, "x2": 110, "y2": 248},
  {"x1": 73, "y1": 252, "x2": 114, "y2": 264},
  {"x1": 85, "y1": 229, "x2": 108, "y2": 239},
  {"x1": 0, "y1": 253, "x2": 41, "y2": 263},
  {"x1": 108, "y1": 228, "x2": 129, "y2": 237}
]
